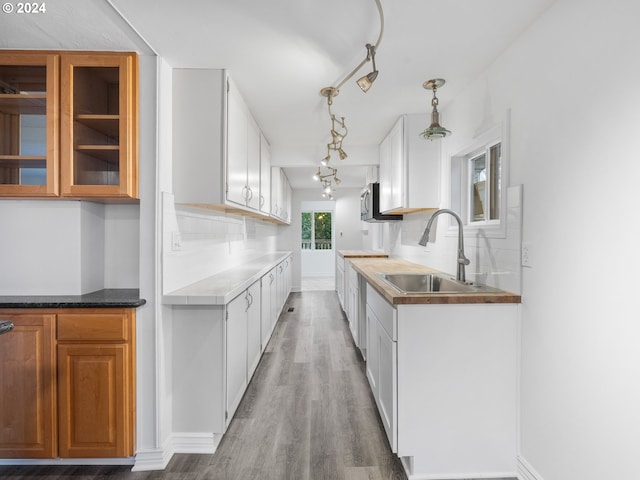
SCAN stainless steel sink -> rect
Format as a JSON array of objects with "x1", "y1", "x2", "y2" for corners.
[{"x1": 377, "y1": 272, "x2": 496, "y2": 294}]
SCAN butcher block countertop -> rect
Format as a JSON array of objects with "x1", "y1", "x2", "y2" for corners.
[
  {"x1": 348, "y1": 257, "x2": 521, "y2": 305},
  {"x1": 338, "y1": 250, "x2": 389, "y2": 258}
]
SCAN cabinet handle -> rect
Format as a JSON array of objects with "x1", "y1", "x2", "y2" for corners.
[
  {"x1": 259, "y1": 195, "x2": 265, "y2": 208},
  {"x1": 245, "y1": 292, "x2": 250, "y2": 312},
  {"x1": 248, "y1": 292, "x2": 253, "y2": 307},
  {"x1": 242, "y1": 185, "x2": 249, "y2": 200},
  {"x1": 0, "y1": 321, "x2": 14, "y2": 335},
  {"x1": 246, "y1": 187, "x2": 253, "y2": 201},
  {"x1": 269, "y1": 273, "x2": 274, "y2": 284}
]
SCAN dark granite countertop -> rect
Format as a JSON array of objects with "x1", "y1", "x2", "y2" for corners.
[{"x1": 0, "y1": 289, "x2": 146, "y2": 309}]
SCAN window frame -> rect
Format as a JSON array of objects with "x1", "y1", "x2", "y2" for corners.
[
  {"x1": 301, "y1": 210, "x2": 334, "y2": 251},
  {"x1": 449, "y1": 111, "x2": 510, "y2": 239}
]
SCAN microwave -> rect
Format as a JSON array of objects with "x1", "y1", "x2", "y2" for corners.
[{"x1": 360, "y1": 182, "x2": 403, "y2": 222}]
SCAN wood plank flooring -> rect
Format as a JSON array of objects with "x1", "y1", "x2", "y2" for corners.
[{"x1": 0, "y1": 290, "x2": 515, "y2": 480}]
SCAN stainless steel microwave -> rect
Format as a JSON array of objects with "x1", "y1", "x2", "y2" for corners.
[{"x1": 360, "y1": 182, "x2": 403, "y2": 222}]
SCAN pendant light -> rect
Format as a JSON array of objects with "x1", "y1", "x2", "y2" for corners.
[{"x1": 421, "y1": 78, "x2": 451, "y2": 140}]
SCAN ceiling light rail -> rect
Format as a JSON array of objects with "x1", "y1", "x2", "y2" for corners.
[{"x1": 319, "y1": 0, "x2": 384, "y2": 99}]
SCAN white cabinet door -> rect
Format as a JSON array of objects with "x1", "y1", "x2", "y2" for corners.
[
  {"x1": 348, "y1": 280, "x2": 358, "y2": 343},
  {"x1": 226, "y1": 82, "x2": 249, "y2": 207},
  {"x1": 379, "y1": 117, "x2": 403, "y2": 213},
  {"x1": 246, "y1": 114, "x2": 261, "y2": 211},
  {"x1": 260, "y1": 270, "x2": 274, "y2": 351},
  {"x1": 336, "y1": 264, "x2": 345, "y2": 309},
  {"x1": 284, "y1": 172, "x2": 292, "y2": 223},
  {"x1": 226, "y1": 293, "x2": 248, "y2": 422},
  {"x1": 259, "y1": 135, "x2": 271, "y2": 214},
  {"x1": 378, "y1": 322, "x2": 398, "y2": 452},
  {"x1": 246, "y1": 281, "x2": 262, "y2": 379},
  {"x1": 379, "y1": 114, "x2": 440, "y2": 214},
  {"x1": 271, "y1": 166, "x2": 282, "y2": 218},
  {"x1": 365, "y1": 305, "x2": 379, "y2": 396},
  {"x1": 270, "y1": 267, "x2": 280, "y2": 332},
  {"x1": 388, "y1": 118, "x2": 404, "y2": 212}
]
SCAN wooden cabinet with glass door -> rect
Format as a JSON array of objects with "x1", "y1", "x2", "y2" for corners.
[
  {"x1": 60, "y1": 52, "x2": 138, "y2": 200},
  {"x1": 0, "y1": 52, "x2": 59, "y2": 196}
]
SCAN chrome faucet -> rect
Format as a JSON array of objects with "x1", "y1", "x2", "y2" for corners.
[{"x1": 418, "y1": 209, "x2": 470, "y2": 282}]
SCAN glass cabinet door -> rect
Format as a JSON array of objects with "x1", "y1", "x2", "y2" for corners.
[
  {"x1": 60, "y1": 53, "x2": 138, "y2": 199},
  {"x1": 0, "y1": 53, "x2": 59, "y2": 196}
]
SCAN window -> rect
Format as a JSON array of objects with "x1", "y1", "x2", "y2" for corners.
[
  {"x1": 469, "y1": 141, "x2": 501, "y2": 224},
  {"x1": 449, "y1": 112, "x2": 509, "y2": 238},
  {"x1": 301, "y1": 211, "x2": 333, "y2": 250}
]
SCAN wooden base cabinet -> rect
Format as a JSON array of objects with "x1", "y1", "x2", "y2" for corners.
[
  {"x1": 56, "y1": 311, "x2": 136, "y2": 458},
  {"x1": 0, "y1": 309, "x2": 136, "y2": 459},
  {"x1": 0, "y1": 313, "x2": 57, "y2": 458}
]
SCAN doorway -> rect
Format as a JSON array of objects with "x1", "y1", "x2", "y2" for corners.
[{"x1": 301, "y1": 202, "x2": 335, "y2": 291}]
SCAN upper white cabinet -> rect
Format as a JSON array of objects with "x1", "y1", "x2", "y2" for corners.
[
  {"x1": 226, "y1": 79, "x2": 260, "y2": 210},
  {"x1": 259, "y1": 134, "x2": 271, "y2": 215},
  {"x1": 379, "y1": 114, "x2": 441, "y2": 214},
  {"x1": 172, "y1": 69, "x2": 285, "y2": 223},
  {"x1": 270, "y1": 166, "x2": 292, "y2": 224}
]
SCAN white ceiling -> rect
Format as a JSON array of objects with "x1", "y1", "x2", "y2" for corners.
[{"x1": 1, "y1": 0, "x2": 555, "y2": 190}]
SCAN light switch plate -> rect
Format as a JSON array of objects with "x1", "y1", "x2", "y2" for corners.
[{"x1": 521, "y1": 242, "x2": 532, "y2": 267}]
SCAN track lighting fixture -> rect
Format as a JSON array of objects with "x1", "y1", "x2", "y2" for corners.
[
  {"x1": 319, "y1": 0, "x2": 384, "y2": 98},
  {"x1": 421, "y1": 78, "x2": 452, "y2": 140},
  {"x1": 356, "y1": 44, "x2": 378, "y2": 93},
  {"x1": 315, "y1": 0, "x2": 384, "y2": 185},
  {"x1": 314, "y1": 166, "x2": 341, "y2": 198}
]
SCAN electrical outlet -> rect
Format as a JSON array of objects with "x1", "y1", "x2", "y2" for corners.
[
  {"x1": 171, "y1": 231, "x2": 182, "y2": 251},
  {"x1": 521, "y1": 242, "x2": 532, "y2": 267}
]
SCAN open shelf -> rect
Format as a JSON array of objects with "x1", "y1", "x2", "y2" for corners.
[
  {"x1": 0, "y1": 155, "x2": 47, "y2": 169},
  {"x1": 0, "y1": 93, "x2": 47, "y2": 115},
  {"x1": 74, "y1": 114, "x2": 120, "y2": 137}
]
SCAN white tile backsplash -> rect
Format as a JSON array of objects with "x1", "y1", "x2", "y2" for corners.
[
  {"x1": 388, "y1": 185, "x2": 523, "y2": 294},
  {"x1": 162, "y1": 192, "x2": 279, "y2": 293}
]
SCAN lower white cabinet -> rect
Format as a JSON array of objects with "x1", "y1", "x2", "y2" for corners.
[
  {"x1": 261, "y1": 268, "x2": 275, "y2": 351},
  {"x1": 170, "y1": 254, "x2": 293, "y2": 449},
  {"x1": 364, "y1": 282, "x2": 519, "y2": 479},
  {"x1": 227, "y1": 280, "x2": 261, "y2": 421},
  {"x1": 226, "y1": 290, "x2": 249, "y2": 421},
  {"x1": 336, "y1": 256, "x2": 345, "y2": 309},
  {"x1": 246, "y1": 281, "x2": 261, "y2": 380},
  {"x1": 365, "y1": 287, "x2": 397, "y2": 452}
]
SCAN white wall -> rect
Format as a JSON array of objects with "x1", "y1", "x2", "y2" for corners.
[
  {"x1": 0, "y1": 200, "x2": 139, "y2": 295},
  {"x1": 334, "y1": 188, "x2": 365, "y2": 251},
  {"x1": 395, "y1": 1, "x2": 640, "y2": 479}
]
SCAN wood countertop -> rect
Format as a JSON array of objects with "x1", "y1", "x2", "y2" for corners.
[
  {"x1": 348, "y1": 257, "x2": 521, "y2": 305},
  {"x1": 338, "y1": 250, "x2": 389, "y2": 258}
]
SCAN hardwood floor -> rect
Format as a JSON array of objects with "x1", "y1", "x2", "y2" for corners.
[{"x1": 208, "y1": 291, "x2": 406, "y2": 480}]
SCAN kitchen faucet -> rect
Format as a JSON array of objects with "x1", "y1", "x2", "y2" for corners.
[{"x1": 418, "y1": 209, "x2": 470, "y2": 282}]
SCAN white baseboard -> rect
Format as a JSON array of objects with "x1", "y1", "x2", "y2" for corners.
[
  {"x1": 171, "y1": 432, "x2": 217, "y2": 454},
  {"x1": 517, "y1": 456, "x2": 544, "y2": 480},
  {"x1": 400, "y1": 457, "x2": 517, "y2": 480},
  {"x1": 132, "y1": 432, "x2": 219, "y2": 471}
]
